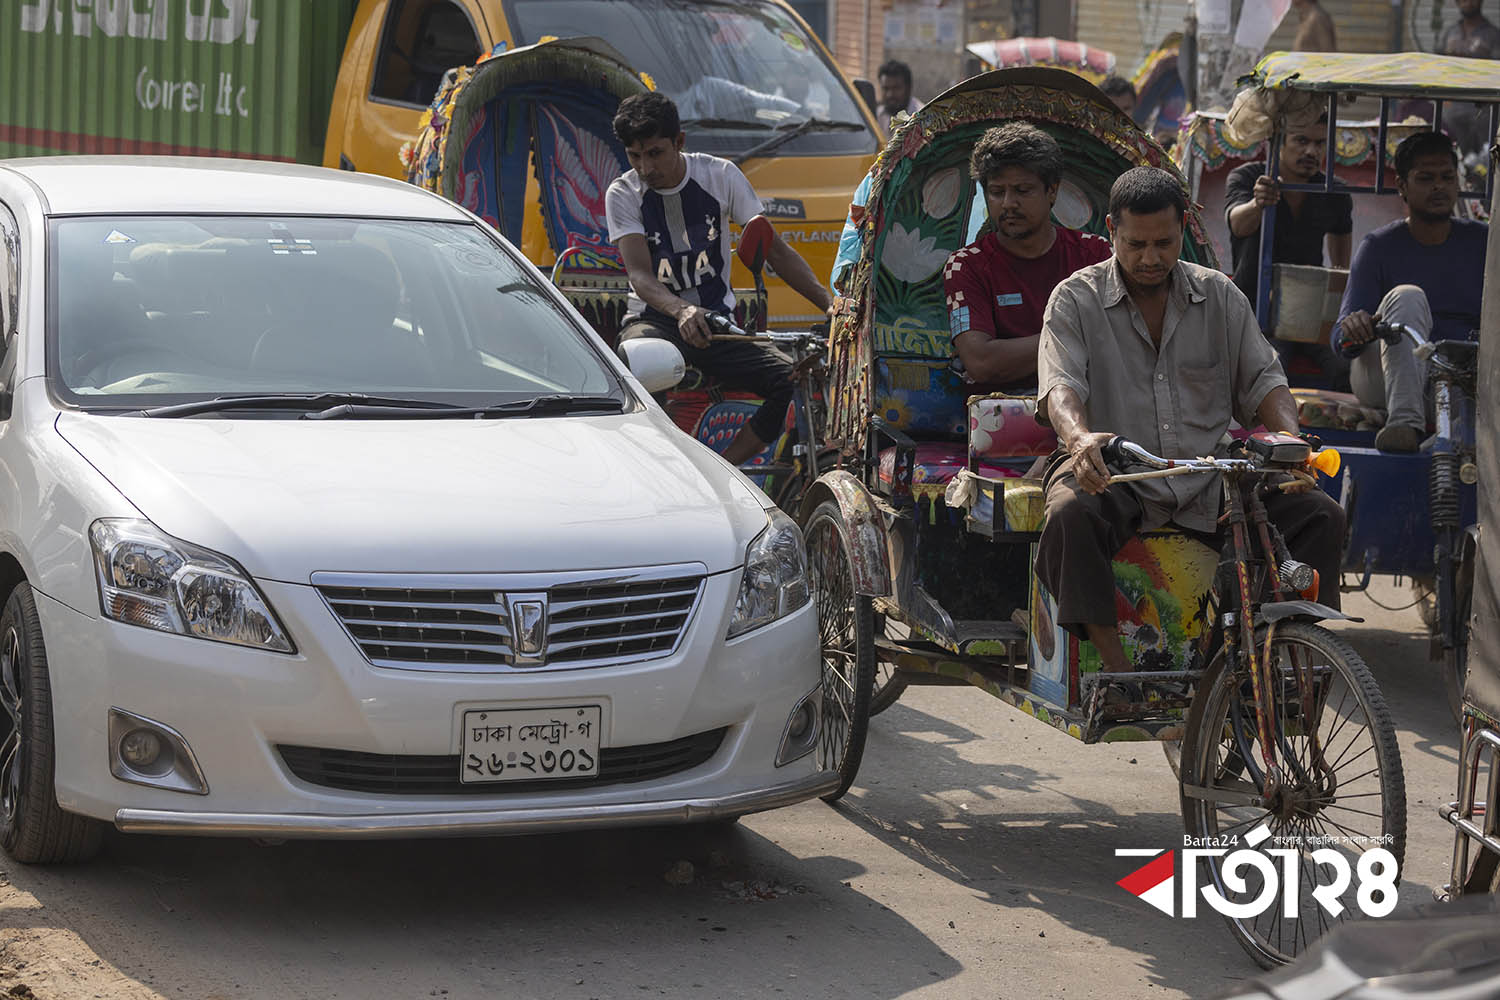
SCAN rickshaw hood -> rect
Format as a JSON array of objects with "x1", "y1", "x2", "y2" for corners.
[{"x1": 54, "y1": 409, "x2": 770, "y2": 580}]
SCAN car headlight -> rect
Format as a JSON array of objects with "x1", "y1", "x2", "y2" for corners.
[
  {"x1": 727, "y1": 509, "x2": 811, "y2": 639},
  {"x1": 89, "y1": 519, "x2": 294, "y2": 653}
]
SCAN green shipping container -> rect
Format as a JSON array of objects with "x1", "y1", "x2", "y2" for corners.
[{"x1": 0, "y1": 0, "x2": 357, "y2": 164}]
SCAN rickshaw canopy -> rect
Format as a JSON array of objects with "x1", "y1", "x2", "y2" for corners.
[
  {"x1": 827, "y1": 65, "x2": 1213, "y2": 452},
  {"x1": 402, "y1": 36, "x2": 650, "y2": 258},
  {"x1": 1247, "y1": 51, "x2": 1500, "y2": 102}
]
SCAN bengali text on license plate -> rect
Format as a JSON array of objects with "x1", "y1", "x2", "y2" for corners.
[{"x1": 460, "y1": 705, "x2": 602, "y2": 783}]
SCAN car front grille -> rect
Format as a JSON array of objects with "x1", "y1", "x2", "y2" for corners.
[
  {"x1": 315, "y1": 568, "x2": 704, "y2": 672},
  {"x1": 277, "y1": 728, "x2": 727, "y2": 795}
]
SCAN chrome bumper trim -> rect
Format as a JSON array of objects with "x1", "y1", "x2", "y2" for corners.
[{"x1": 113, "y1": 771, "x2": 838, "y2": 838}]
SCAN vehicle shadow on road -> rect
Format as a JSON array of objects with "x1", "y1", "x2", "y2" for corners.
[
  {"x1": 0, "y1": 816, "x2": 961, "y2": 999},
  {"x1": 831, "y1": 698, "x2": 1255, "y2": 995}
]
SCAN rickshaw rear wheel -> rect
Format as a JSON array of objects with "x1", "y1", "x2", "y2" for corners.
[
  {"x1": 1179, "y1": 622, "x2": 1405, "y2": 969},
  {"x1": 803, "y1": 502, "x2": 875, "y2": 802}
]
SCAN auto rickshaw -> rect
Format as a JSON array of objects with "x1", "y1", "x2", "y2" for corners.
[
  {"x1": 1179, "y1": 52, "x2": 1500, "y2": 720},
  {"x1": 805, "y1": 64, "x2": 1406, "y2": 968}
]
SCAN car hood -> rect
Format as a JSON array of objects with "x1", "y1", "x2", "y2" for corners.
[{"x1": 55, "y1": 409, "x2": 770, "y2": 581}]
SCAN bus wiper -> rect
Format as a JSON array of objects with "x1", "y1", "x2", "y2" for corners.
[
  {"x1": 681, "y1": 117, "x2": 774, "y2": 130},
  {"x1": 135, "y1": 393, "x2": 462, "y2": 418},
  {"x1": 732, "y1": 118, "x2": 866, "y2": 165},
  {"x1": 303, "y1": 393, "x2": 626, "y2": 420}
]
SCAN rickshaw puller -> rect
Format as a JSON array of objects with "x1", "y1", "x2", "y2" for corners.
[
  {"x1": 1334, "y1": 131, "x2": 1486, "y2": 454},
  {"x1": 942, "y1": 122, "x2": 1111, "y2": 394},
  {"x1": 606, "y1": 92, "x2": 833, "y2": 465},
  {"x1": 1035, "y1": 167, "x2": 1345, "y2": 673}
]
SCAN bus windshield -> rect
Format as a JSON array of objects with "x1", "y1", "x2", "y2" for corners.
[{"x1": 505, "y1": 0, "x2": 877, "y2": 158}]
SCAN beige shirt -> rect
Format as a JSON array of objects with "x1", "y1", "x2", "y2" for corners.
[{"x1": 1037, "y1": 258, "x2": 1287, "y2": 533}]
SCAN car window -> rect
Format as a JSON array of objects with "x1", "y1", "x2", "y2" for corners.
[
  {"x1": 505, "y1": 0, "x2": 876, "y2": 158},
  {"x1": 0, "y1": 203, "x2": 17, "y2": 363},
  {"x1": 48, "y1": 216, "x2": 620, "y2": 410},
  {"x1": 372, "y1": 0, "x2": 482, "y2": 107}
]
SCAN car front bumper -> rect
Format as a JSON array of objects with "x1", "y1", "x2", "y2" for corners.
[
  {"x1": 37, "y1": 568, "x2": 827, "y2": 836},
  {"x1": 114, "y1": 769, "x2": 837, "y2": 838}
]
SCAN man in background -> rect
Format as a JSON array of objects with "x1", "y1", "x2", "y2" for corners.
[
  {"x1": 1334, "y1": 132, "x2": 1486, "y2": 453},
  {"x1": 1440, "y1": 0, "x2": 1500, "y2": 58},
  {"x1": 1099, "y1": 76, "x2": 1138, "y2": 118},
  {"x1": 1292, "y1": 0, "x2": 1338, "y2": 52},
  {"x1": 1224, "y1": 111, "x2": 1353, "y2": 388},
  {"x1": 877, "y1": 60, "x2": 922, "y2": 134}
]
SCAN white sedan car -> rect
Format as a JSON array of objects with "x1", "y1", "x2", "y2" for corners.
[{"x1": 0, "y1": 156, "x2": 832, "y2": 862}]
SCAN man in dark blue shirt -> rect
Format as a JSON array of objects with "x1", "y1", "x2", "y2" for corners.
[{"x1": 1334, "y1": 132, "x2": 1487, "y2": 452}]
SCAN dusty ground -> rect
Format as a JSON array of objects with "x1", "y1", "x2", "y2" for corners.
[{"x1": 0, "y1": 580, "x2": 1465, "y2": 1000}]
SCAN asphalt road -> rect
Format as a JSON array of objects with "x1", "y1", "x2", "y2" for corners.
[{"x1": 0, "y1": 579, "x2": 1466, "y2": 1000}]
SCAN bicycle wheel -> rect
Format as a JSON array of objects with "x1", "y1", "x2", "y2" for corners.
[
  {"x1": 869, "y1": 610, "x2": 911, "y2": 717},
  {"x1": 803, "y1": 501, "x2": 875, "y2": 802},
  {"x1": 1180, "y1": 621, "x2": 1406, "y2": 969}
]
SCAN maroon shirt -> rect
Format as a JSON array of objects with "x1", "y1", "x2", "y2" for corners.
[{"x1": 943, "y1": 226, "x2": 1112, "y2": 391}]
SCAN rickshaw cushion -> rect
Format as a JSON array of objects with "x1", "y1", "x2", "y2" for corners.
[
  {"x1": 968, "y1": 394, "x2": 1058, "y2": 459},
  {"x1": 1291, "y1": 387, "x2": 1385, "y2": 431},
  {"x1": 876, "y1": 442, "x2": 1025, "y2": 489},
  {"x1": 969, "y1": 476, "x2": 1047, "y2": 533},
  {"x1": 1271, "y1": 264, "x2": 1347, "y2": 345},
  {"x1": 872, "y1": 358, "x2": 968, "y2": 436}
]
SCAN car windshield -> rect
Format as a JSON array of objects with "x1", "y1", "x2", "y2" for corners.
[
  {"x1": 48, "y1": 216, "x2": 622, "y2": 411},
  {"x1": 505, "y1": 0, "x2": 876, "y2": 158}
]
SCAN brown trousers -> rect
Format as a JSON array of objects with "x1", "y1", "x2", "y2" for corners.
[{"x1": 1034, "y1": 454, "x2": 1345, "y2": 634}]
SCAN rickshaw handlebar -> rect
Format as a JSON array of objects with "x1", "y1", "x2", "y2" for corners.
[
  {"x1": 1101, "y1": 436, "x2": 1256, "y2": 481},
  {"x1": 704, "y1": 311, "x2": 828, "y2": 348}
]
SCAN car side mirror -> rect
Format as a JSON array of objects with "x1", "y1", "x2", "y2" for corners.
[
  {"x1": 853, "y1": 78, "x2": 877, "y2": 115},
  {"x1": 619, "y1": 338, "x2": 685, "y2": 393}
]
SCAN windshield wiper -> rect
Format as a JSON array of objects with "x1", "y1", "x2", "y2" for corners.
[
  {"x1": 731, "y1": 118, "x2": 866, "y2": 165},
  {"x1": 133, "y1": 393, "x2": 462, "y2": 419},
  {"x1": 303, "y1": 393, "x2": 626, "y2": 421},
  {"x1": 681, "y1": 117, "x2": 774, "y2": 131}
]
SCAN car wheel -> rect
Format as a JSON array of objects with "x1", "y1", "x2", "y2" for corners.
[{"x1": 0, "y1": 583, "x2": 102, "y2": 863}]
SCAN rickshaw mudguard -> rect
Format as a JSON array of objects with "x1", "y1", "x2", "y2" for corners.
[
  {"x1": 1254, "y1": 600, "x2": 1361, "y2": 625},
  {"x1": 799, "y1": 470, "x2": 892, "y2": 598}
]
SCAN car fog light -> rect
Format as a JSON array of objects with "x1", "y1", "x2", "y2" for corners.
[
  {"x1": 776, "y1": 686, "x2": 821, "y2": 767},
  {"x1": 119, "y1": 729, "x2": 163, "y2": 769},
  {"x1": 107, "y1": 709, "x2": 208, "y2": 794}
]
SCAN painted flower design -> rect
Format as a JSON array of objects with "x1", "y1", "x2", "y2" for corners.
[{"x1": 881, "y1": 223, "x2": 950, "y2": 283}]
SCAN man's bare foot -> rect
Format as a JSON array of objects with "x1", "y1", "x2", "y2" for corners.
[
  {"x1": 722, "y1": 425, "x2": 767, "y2": 466},
  {"x1": 1084, "y1": 623, "x2": 1132, "y2": 672}
]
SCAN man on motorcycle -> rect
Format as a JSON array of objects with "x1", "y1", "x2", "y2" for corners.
[
  {"x1": 606, "y1": 92, "x2": 833, "y2": 465},
  {"x1": 1035, "y1": 167, "x2": 1344, "y2": 673},
  {"x1": 1333, "y1": 131, "x2": 1487, "y2": 453},
  {"x1": 943, "y1": 122, "x2": 1112, "y2": 394}
]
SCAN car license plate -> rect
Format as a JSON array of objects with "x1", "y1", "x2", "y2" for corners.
[{"x1": 460, "y1": 705, "x2": 602, "y2": 784}]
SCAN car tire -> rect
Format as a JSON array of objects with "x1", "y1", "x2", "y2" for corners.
[{"x1": 0, "y1": 583, "x2": 102, "y2": 864}]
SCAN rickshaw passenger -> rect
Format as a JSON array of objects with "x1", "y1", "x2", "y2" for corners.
[
  {"x1": 606, "y1": 92, "x2": 833, "y2": 465},
  {"x1": 1035, "y1": 167, "x2": 1345, "y2": 673},
  {"x1": 1333, "y1": 131, "x2": 1486, "y2": 453},
  {"x1": 1224, "y1": 111, "x2": 1352, "y2": 389},
  {"x1": 942, "y1": 123, "x2": 1112, "y2": 394}
]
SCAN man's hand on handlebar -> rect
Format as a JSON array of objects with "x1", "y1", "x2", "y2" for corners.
[
  {"x1": 1339, "y1": 309, "x2": 1377, "y2": 348},
  {"x1": 1066, "y1": 431, "x2": 1116, "y2": 495},
  {"x1": 675, "y1": 303, "x2": 713, "y2": 349}
]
